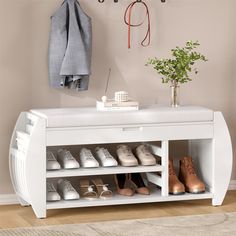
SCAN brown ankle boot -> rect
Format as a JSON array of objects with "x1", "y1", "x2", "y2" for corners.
[
  {"x1": 169, "y1": 159, "x2": 185, "y2": 195},
  {"x1": 179, "y1": 157, "x2": 205, "y2": 194}
]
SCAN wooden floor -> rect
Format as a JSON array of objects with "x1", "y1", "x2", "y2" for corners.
[{"x1": 0, "y1": 190, "x2": 236, "y2": 229}]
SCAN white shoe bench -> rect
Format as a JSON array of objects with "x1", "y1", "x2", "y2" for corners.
[{"x1": 9, "y1": 106, "x2": 233, "y2": 218}]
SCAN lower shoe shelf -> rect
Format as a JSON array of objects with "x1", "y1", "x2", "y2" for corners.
[{"x1": 46, "y1": 188, "x2": 213, "y2": 210}]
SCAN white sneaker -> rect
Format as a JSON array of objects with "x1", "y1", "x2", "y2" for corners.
[
  {"x1": 57, "y1": 149, "x2": 80, "y2": 169},
  {"x1": 116, "y1": 145, "x2": 138, "y2": 167},
  {"x1": 47, "y1": 182, "x2": 61, "y2": 202},
  {"x1": 57, "y1": 179, "x2": 80, "y2": 200},
  {"x1": 135, "y1": 144, "x2": 156, "y2": 166},
  {"x1": 79, "y1": 148, "x2": 99, "y2": 168},
  {"x1": 47, "y1": 151, "x2": 61, "y2": 170},
  {"x1": 95, "y1": 147, "x2": 118, "y2": 167}
]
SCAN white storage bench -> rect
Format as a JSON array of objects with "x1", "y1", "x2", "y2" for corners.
[{"x1": 9, "y1": 106, "x2": 232, "y2": 218}]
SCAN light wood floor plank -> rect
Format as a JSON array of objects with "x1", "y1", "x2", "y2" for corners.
[{"x1": 0, "y1": 190, "x2": 235, "y2": 229}]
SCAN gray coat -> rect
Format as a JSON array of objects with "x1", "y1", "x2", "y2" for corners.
[{"x1": 48, "y1": 0, "x2": 92, "y2": 91}]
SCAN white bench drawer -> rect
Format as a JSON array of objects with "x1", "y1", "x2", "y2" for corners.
[{"x1": 46, "y1": 123, "x2": 214, "y2": 146}]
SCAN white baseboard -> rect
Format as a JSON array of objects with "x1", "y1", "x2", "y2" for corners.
[
  {"x1": 0, "y1": 181, "x2": 235, "y2": 206},
  {"x1": 0, "y1": 194, "x2": 19, "y2": 205}
]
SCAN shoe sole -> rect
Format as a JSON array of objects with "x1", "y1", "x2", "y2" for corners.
[
  {"x1": 140, "y1": 160, "x2": 156, "y2": 166},
  {"x1": 187, "y1": 190, "x2": 206, "y2": 194},
  {"x1": 169, "y1": 192, "x2": 185, "y2": 195},
  {"x1": 102, "y1": 164, "x2": 118, "y2": 167},
  {"x1": 82, "y1": 164, "x2": 99, "y2": 168}
]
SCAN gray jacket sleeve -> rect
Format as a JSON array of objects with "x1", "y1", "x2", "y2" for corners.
[{"x1": 48, "y1": 0, "x2": 92, "y2": 91}]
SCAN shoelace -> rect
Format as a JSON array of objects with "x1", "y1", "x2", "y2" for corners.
[
  {"x1": 124, "y1": 0, "x2": 151, "y2": 49},
  {"x1": 123, "y1": 149, "x2": 133, "y2": 157},
  {"x1": 83, "y1": 149, "x2": 95, "y2": 160},
  {"x1": 102, "y1": 149, "x2": 112, "y2": 159},
  {"x1": 184, "y1": 160, "x2": 196, "y2": 175},
  {"x1": 63, "y1": 151, "x2": 75, "y2": 160},
  {"x1": 169, "y1": 164, "x2": 176, "y2": 176},
  {"x1": 64, "y1": 181, "x2": 76, "y2": 191},
  {"x1": 47, "y1": 152, "x2": 56, "y2": 161},
  {"x1": 47, "y1": 182, "x2": 56, "y2": 192},
  {"x1": 140, "y1": 145, "x2": 151, "y2": 155}
]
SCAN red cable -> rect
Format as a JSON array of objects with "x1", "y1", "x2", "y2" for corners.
[{"x1": 124, "y1": 0, "x2": 151, "y2": 49}]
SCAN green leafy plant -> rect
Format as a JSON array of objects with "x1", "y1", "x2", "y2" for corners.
[{"x1": 146, "y1": 40, "x2": 207, "y2": 85}]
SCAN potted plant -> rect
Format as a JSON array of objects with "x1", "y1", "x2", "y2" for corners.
[{"x1": 146, "y1": 40, "x2": 207, "y2": 107}]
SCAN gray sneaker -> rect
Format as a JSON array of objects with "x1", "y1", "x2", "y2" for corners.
[
  {"x1": 116, "y1": 145, "x2": 138, "y2": 167},
  {"x1": 57, "y1": 149, "x2": 80, "y2": 169},
  {"x1": 57, "y1": 179, "x2": 80, "y2": 200},
  {"x1": 47, "y1": 182, "x2": 61, "y2": 202},
  {"x1": 47, "y1": 151, "x2": 61, "y2": 170}
]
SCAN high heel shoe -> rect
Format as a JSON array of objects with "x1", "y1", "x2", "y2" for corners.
[
  {"x1": 127, "y1": 173, "x2": 150, "y2": 195},
  {"x1": 114, "y1": 174, "x2": 134, "y2": 196}
]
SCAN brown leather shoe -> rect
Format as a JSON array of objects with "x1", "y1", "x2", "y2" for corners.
[
  {"x1": 127, "y1": 173, "x2": 150, "y2": 195},
  {"x1": 169, "y1": 159, "x2": 185, "y2": 195},
  {"x1": 179, "y1": 157, "x2": 205, "y2": 194},
  {"x1": 114, "y1": 174, "x2": 134, "y2": 196}
]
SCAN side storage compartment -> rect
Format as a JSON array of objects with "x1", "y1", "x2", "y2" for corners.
[
  {"x1": 167, "y1": 139, "x2": 213, "y2": 200},
  {"x1": 9, "y1": 112, "x2": 47, "y2": 218}
]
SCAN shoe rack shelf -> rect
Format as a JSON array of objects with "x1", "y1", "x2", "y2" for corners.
[
  {"x1": 46, "y1": 188, "x2": 213, "y2": 210},
  {"x1": 9, "y1": 106, "x2": 233, "y2": 218},
  {"x1": 46, "y1": 165, "x2": 164, "y2": 178}
]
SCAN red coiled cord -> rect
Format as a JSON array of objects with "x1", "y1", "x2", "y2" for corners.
[{"x1": 124, "y1": 0, "x2": 151, "y2": 49}]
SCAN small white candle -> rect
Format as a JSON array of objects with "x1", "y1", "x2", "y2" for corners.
[{"x1": 101, "y1": 96, "x2": 108, "y2": 103}]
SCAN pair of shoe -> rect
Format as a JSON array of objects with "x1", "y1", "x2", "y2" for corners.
[
  {"x1": 47, "y1": 147, "x2": 118, "y2": 170},
  {"x1": 80, "y1": 178, "x2": 113, "y2": 200},
  {"x1": 47, "y1": 179, "x2": 80, "y2": 201},
  {"x1": 47, "y1": 150, "x2": 80, "y2": 170},
  {"x1": 117, "y1": 144, "x2": 156, "y2": 167},
  {"x1": 169, "y1": 157, "x2": 206, "y2": 195},
  {"x1": 80, "y1": 147, "x2": 118, "y2": 168},
  {"x1": 114, "y1": 173, "x2": 150, "y2": 196}
]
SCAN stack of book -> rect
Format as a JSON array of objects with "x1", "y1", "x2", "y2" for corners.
[{"x1": 96, "y1": 100, "x2": 139, "y2": 111}]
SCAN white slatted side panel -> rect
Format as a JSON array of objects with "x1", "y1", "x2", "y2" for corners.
[{"x1": 10, "y1": 149, "x2": 30, "y2": 202}]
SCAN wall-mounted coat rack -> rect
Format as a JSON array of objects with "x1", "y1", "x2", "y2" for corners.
[{"x1": 98, "y1": 0, "x2": 166, "y2": 3}]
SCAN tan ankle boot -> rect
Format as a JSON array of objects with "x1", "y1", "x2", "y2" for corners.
[
  {"x1": 179, "y1": 157, "x2": 205, "y2": 194},
  {"x1": 169, "y1": 159, "x2": 185, "y2": 195}
]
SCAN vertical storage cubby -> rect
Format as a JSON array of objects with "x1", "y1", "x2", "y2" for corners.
[{"x1": 168, "y1": 139, "x2": 213, "y2": 195}]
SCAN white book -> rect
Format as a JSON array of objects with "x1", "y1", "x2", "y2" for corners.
[
  {"x1": 96, "y1": 102, "x2": 139, "y2": 111},
  {"x1": 96, "y1": 100, "x2": 139, "y2": 108}
]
